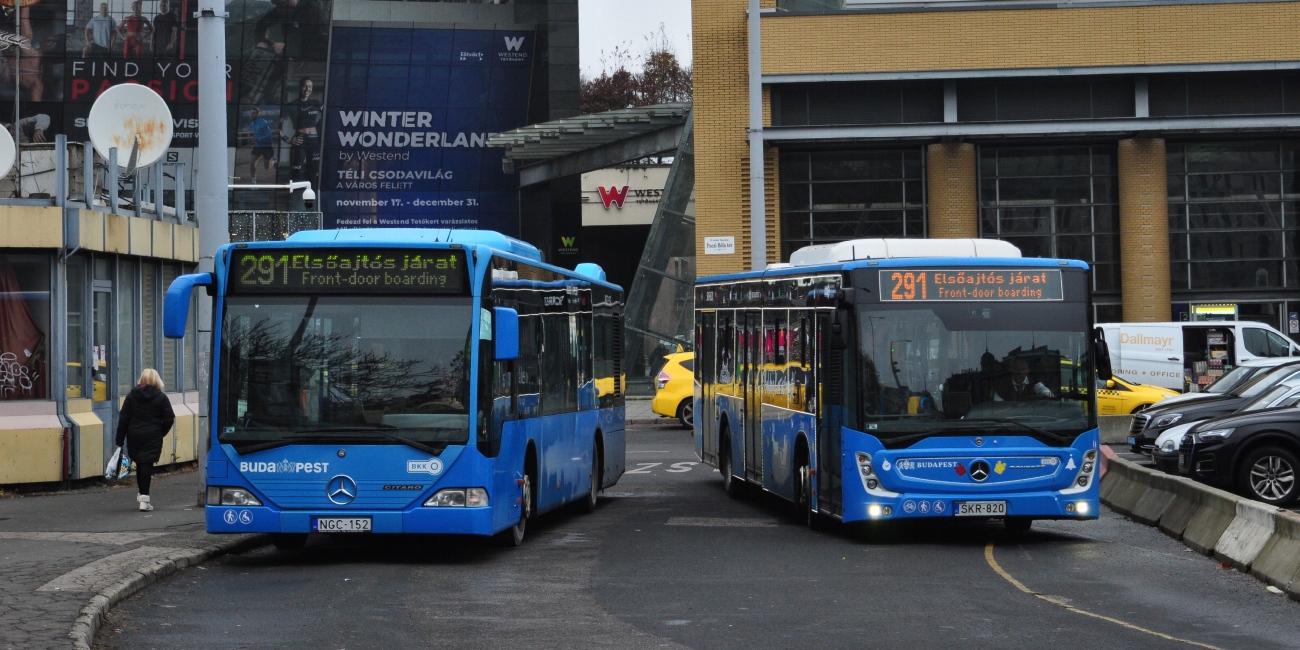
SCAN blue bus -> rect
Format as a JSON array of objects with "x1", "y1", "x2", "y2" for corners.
[
  {"x1": 164, "y1": 229, "x2": 626, "y2": 548},
  {"x1": 693, "y1": 239, "x2": 1111, "y2": 531}
]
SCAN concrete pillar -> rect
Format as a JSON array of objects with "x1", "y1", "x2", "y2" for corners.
[
  {"x1": 926, "y1": 142, "x2": 978, "y2": 238},
  {"x1": 1118, "y1": 138, "x2": 1171, "y2": 323}
]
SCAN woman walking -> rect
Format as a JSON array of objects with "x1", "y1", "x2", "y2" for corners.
[{"x1": 115, "y1": 369, "x2": 176, "y2": 511}]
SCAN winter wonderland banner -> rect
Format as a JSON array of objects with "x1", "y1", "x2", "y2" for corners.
[{"x1": 321, "y1": 26, "x2": 534, "y2": 234}]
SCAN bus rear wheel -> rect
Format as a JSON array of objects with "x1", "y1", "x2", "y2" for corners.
[
  {"x1": 498, "y1": 475, "x2": 530, "y2": 547},
  {"x1": 582, "y1": 441, "x2": 601, "y2": 514},
  {"x1": 720, "y1": 434, "x2": 741, "y2": 499}
]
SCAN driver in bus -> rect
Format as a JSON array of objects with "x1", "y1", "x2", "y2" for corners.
[{"x1": 992, "y1": 358, "x2": 1054, "y2": 401}]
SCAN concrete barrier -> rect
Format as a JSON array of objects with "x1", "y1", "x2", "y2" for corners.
[
  {"x1": 1099, "y1": 415, "x2": 1135, "y2": 445},
  {"x1": 1101, "y1": 453, "x2": 1300, "y2": 602},
  {"x1": 1249, "y1": 509, "x2": 1300, "y2": 593},
  {"x1": 1130, "y1": 470, "x2": 1179, "y2": 526},
  {"x1": 1214, "y1": 499, "x2": 1278, "y2": 570}
]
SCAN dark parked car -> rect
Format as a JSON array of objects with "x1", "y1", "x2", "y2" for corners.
[
  {"x1": 1152, "y1": 377, "x2": 1300, "y2": 473},
  {"x1": 1129, "y1": 360, "x2": 1300, "y2": 454},
  {"x1": 1178, "y1": 405, "x2": 1300, "y2": 506}
]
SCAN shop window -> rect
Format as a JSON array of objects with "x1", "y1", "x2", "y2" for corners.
[
  {"x1": 978, "y1": 146, "x2": 1119, "y2": 296},
  {"x1": 0, "y1": 254, "x2": 50, "y2": 400},
  {"x1": 117, "y1": 260, "x2": 137, "y2": 395},
  {"x1": 142, "y1": 263, "x2": 157, "y2": 379},
  {"x1": 162, "y1": 265, "x2": 179, "y2": 390},
  {"x1": 67, "y1": 256, "x2": 88, "y2": 398}
]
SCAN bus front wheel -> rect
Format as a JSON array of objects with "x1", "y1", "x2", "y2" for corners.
[
  {"x1": 581, "y1": 440, "x2": 601, "y2": 514},
  {"x1": 499, "y1": 475, "x2": 530, "y2": 547}
]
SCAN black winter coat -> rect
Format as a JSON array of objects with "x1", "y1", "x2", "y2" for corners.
[{"x1": 115, "y1": 385, "x2": 176, "y2": 464}]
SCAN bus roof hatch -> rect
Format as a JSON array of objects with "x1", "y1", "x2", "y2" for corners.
[{"x1": 788, "y1": 238, "x2": 1022, "y2": 266}]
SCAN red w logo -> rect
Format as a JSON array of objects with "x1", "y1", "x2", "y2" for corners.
[{"x1": 597, "y1": 185, "x2": 629, "y2": 209}]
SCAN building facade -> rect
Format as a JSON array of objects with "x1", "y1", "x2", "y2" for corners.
[
  {"x1": 694, "y1": 0, "x2": 1300, "y2": 334},
  {"x1": 0, "y1": 146, "x2": 201, "y2": 485}
]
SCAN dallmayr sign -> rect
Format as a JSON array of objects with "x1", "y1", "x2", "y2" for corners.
[{"x1": 322, "y1": 26, "x2": 534, "y2": 234}]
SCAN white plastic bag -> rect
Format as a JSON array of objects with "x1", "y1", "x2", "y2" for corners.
[{"x1": 104, "y1": 446, "x2": 122, "y2": 481}]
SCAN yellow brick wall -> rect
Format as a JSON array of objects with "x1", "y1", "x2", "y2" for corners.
[
  {"x1": 1118, "y1": 138, "x2": 1171, "y2": 323},
  {"x1": 926, "y1": 143, "x2": 979, "y2": 239},
  {"x1": 762, "y1": 3, "x2": 1300, "y2": 75},
  {"x1": 694, "y1": 0, "x2": 751, "y2": 277}
]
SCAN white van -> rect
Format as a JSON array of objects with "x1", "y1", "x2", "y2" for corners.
[{"x1": 1099, "y1": 321, "x2": 1300, "y2": 392}]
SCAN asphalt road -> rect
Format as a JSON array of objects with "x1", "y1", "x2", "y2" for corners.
[{"x1": 98, "y1": 426, "x2": 1300, "y2": 650}]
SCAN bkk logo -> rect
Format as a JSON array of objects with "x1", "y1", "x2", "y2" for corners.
[
  {"x1": 408, "y1": 458, "x2": 445, "y2": 476},
  {"x1": 239, "y1": 460, "x2": 330, "y2": 474},
  {"x1": 597, "y1": 185, "x2": 629, "y2": 209}
]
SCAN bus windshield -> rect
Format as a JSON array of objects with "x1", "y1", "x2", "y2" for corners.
[
  {"x1": 218, "y1": 296, "x2": 473, "y2": 452},
  {"x1": 857, "y1": 302, "x2": 1092, "y2": 445}
]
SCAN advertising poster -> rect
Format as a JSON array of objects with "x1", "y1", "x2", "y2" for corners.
[{"x1": 321, "y1": 26, "x2": 534, "y2": 235}]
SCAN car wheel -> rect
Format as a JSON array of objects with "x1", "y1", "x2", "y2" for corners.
[
  {"x1": 676, "y1": 399, "x2": 694, "y2": 429},
  {"x1": 1238, "y1": 446, "x2": 1300, "y2": 507},
  {"x1": 498, "y1": 475, "x2": 530, "y2": 547}
]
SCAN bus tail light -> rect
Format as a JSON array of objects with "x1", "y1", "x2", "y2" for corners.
[
  {"x1": 425, "y1": 488, "x2": 489, "y2": 507},
  {"x1": 207, "y1": 486, "x2": 263, "y2": 507}
]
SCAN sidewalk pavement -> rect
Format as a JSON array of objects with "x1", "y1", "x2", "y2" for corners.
[{"x1": 0, "y1": 469, "x2": 264, "y2": 650}]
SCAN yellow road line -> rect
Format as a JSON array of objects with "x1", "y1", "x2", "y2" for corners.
[{"x1": 984, "y1": 541, "x2": 1223, "y2": 650}]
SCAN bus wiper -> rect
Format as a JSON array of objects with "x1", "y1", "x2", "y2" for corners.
[
  {"x1": 231, "y1": 435, "x2": 320, "y2": 454},
  {"x1": 293, "y1": 426, "x2": 450, "y2": 456},
  {"x1": 963, "y1": 418, "x2": 1061, "y2": 439}
]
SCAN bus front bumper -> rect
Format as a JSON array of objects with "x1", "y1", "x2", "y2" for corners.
[
  {"x1": 839, "y1": 491, "x2": 1099, "y2": 524},
  {"x1": 206, "y1": 505, "x2": 499, "y2": 536}
]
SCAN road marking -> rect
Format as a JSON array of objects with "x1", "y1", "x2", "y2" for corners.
[
  {"x1": 628, "y1": 450, "x2": 671, "y2": 454},
  {"x1": 0, "y1": 531, "x2": 171, "y2": 545},
  {"x1": 666, "y1": 517, "x2": 778, "y2": 528},
  {"x1": 984, "y1": 542, "x2": 1223, "y2": 650}
]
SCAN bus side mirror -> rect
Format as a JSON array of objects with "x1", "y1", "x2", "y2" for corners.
[
  {"x1": 1094, "y1": 326, "x2": 1113, "y2": 381},
  {"x1": 831, "y1": 308, "x2": 850, "y2": 350},
  {"x1": 163, "y1": 273, "x2": 213, "y2": 339},
  {"x1": 494, "y1": 307, "x2": 519, "y2": 361}
]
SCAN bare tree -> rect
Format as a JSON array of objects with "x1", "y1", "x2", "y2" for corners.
[{"x1": 581, "y1": 26, "x2": 692, "y2": 114}]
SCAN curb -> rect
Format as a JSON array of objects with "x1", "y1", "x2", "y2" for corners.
[
  {"x1": 1099, "y1": 455, "x2": 1300, "y2": 599},
  {"x1": 69, "y1": 533, "x2": 270, "y2": 650}
]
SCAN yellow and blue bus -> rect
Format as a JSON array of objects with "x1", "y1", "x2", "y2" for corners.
[
  {"x1": 164, "y1": 229, "x2": 625, "y2": 548},
  {"x1": 693, "y1": 239, "x2": 1110, "y2": 531}
]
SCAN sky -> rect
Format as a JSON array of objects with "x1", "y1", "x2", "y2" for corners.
[{"x1": 579, "y1": 0, "x2": 693, "y2": 77}]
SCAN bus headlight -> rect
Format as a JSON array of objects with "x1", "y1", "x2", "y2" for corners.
[
  {"x1": 424, "y1": 488, "x2": 489, "y2": 507},
  {"x1": 207, "y1": 486, "x2": 263, "y2": 507}
]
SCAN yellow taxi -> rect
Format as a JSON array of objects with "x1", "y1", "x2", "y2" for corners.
[
  {"x1": 1096, "y1": 374, "x2": 1178, "y2": 415},
  {"x1": 651, "y1": 352, "x2": 695, "y2": 428}
]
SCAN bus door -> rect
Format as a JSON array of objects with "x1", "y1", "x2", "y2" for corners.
[
  {"x1": 697, "y1": 311, "x2": 717, "y2": 464},
  {"x1": 744, "y1": 311, "x2": 763, "y2": 481},
  {"x1": 815, "y1": 308, "x2": 848, "y2": 517}
]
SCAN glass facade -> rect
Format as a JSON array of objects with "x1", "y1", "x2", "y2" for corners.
[
  {"x1": 978, "y1": 146, "x2": 1120, "y2": 298},
  {"x1": 1167, "y1": 142, "x2": 1300, "y2": 292},
  {"x1": 780, "y1": 149, "x2": 926, "y2": 261}
]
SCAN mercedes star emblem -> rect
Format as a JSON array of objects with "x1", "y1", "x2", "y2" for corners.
[
  {"x1": 969, "y1": 461, "x2": 991, "y2": 482},
  {"x1": 326, "y1": 475, "x2": 358, "y2": 505}
]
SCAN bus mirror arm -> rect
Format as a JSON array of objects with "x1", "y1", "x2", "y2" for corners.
[
  {"x1": 830, "y1": 308, "x2": 851, "y2": 350},
  {"x1": 1093, "y1": 326, "x2": 1113, "y2": 381},
  {"x1": 494, "y1": 307, "x2": 520, "y2": 361},
  {"x1": 163, "y1": 273, "x2": 214, "y2": 339}
]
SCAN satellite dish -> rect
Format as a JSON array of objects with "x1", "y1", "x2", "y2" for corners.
[
  {"x1": 87, "y1": 84, "x2": 173, "y2": 170},
  {"x1": 0, "y1": 127, "x2": 14, "y2": 179}
]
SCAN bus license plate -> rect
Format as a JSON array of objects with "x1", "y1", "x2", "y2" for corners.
[
  {"x1": 313, "y1": 517, "x2": 372, "y2": 533},
  {"x1": 955, "y1": 501, "x2": 1007, "y2": 516}
]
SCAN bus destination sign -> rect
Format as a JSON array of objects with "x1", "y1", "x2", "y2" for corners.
[
  {"x1": 879, "y1": 269, "x2": 1063, "y2": 302},
  {"x1": 230, "y1": 249, "x2": 465, "y2": 294}
]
